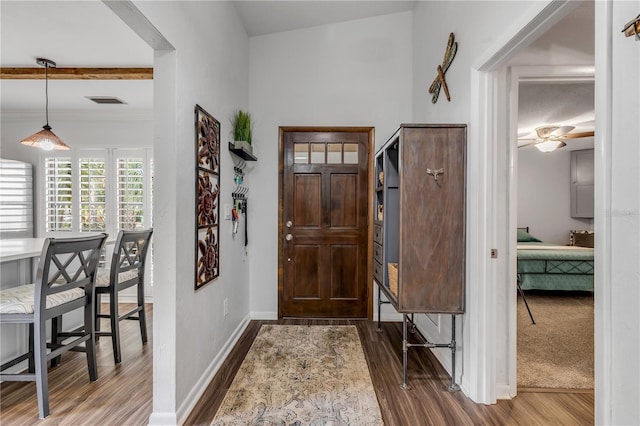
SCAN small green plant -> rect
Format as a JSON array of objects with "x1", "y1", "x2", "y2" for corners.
[{"x1": 231, "y1": 110, "x2": 252, "y2": 144}]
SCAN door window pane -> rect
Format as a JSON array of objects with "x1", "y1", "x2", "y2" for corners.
[
  {"x1": 327, "y1": 143, "x2": 342, "y2": 164},
  {"x1": 310, "y1": 143, "x2": 325, "y2": 164},
  {"x1": 344, "y1": 143, "x2": 359, "y2": 164},
  {"x1": 294, "y1": 143, "x2": 309, "y2": 164}
]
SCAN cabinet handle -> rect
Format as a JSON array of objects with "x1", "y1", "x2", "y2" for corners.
[{"x1": 426, "y1": 167, "x2": 444, "y2": 183}]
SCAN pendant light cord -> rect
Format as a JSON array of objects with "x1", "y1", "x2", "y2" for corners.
[{"x1": 45, "y1": 62, "x2": 49, "y2": 128}]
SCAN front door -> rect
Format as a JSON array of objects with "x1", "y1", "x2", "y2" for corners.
[{"x1": 279, "y1": 127, "x2": 372, "y2": 318}]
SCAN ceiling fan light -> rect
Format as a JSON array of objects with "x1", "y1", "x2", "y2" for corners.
[
  {"x1": 20, "y1": 126, "x2": 70, "y2": 150},
  {"x1": 535, "y1": 140, "x2": 566, "y2": 152}
]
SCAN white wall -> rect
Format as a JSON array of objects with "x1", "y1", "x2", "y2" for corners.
[
  {"x1": 509, "y1": 0, "x2": 594, "y2": 66},
  {"x1": 130, "y1": 2, "x2": 251, "y2": 424},
  {"x1": 517, "y1": 148, "x2": 592, "y2": 244},
  {"x1": 248, "y1": 12, "x2": 413, "y2": 319},
  {"x1": 595, "y1": 1, "x2": 640, "y2": 424}
]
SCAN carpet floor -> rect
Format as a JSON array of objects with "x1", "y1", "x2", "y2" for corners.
[
  {"x1": 211, "y1": 324, "x2": 383, "y2": 425},
  {"x1": 518, "y1": 291, "x2": 594, "y2": 389}
]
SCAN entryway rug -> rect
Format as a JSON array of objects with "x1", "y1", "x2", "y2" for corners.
[
  {"x1": 211, "y1": 325, "x2": 384, "y2": 425},
  {"x1": 518, "y1": 292, "x2": 594, "y2": 389}
]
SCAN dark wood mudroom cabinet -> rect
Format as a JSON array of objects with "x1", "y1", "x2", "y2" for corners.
[
  {"x1": 374, "y1": 124, "x2": 467, "y2": 389},
  {"x1": 374, "y1": 124, "x2": 466, "y2": 313}
]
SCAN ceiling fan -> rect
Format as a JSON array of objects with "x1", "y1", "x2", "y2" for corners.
[{"x1": 518, "y1": 125, "x2": 595, "y2": 152}]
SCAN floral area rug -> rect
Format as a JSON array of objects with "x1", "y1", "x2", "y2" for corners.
[{"x1": 211, "y1": 325, "x2": 383, "y2": 425}]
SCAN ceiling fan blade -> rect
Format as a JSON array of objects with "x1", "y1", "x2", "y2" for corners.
[
  {"x1": 552, "y1": 125, "x2": 575, "y2": 137},
  {"x1": 518, "y1": 141, "x2": 538, "y2": 148},
  {"x1": 563, "y1": 131, "x2": 595, "y2": 139}
]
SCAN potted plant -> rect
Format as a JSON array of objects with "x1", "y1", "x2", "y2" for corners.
[{"x1": 231, "y1": 110, "x2": 253, "y2": 154}]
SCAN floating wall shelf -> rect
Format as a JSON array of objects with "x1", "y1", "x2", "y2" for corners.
[{"x1": 228, "y1": 142, "x2": 257, "y2": 161}]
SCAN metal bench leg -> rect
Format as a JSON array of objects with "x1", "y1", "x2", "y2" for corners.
[{"x1": 517, "y1": 279, "x2": 535, "y2": 324}]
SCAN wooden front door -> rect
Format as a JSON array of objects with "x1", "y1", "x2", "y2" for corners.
[{"x1": 279, "y1": 127, "x2": 372, "y2": 318}]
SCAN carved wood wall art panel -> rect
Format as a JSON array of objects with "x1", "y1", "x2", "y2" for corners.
[{"x1": 195, "y1": 105, "x2": 220, "y2": 289}]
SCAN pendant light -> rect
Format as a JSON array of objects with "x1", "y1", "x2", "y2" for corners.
[{"x1": 20, "y1": 58, "x2": 70, "y2": 150}]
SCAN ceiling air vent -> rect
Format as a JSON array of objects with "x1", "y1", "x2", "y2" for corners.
[{"x1": 86, "y1": 96, "x2": 127, "y2": 105}]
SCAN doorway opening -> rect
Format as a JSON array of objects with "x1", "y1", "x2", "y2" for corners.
[{"x1": 512, "y1": 71, "x2": 595, "y2": 391}]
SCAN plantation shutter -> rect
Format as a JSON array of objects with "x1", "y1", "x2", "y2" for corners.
[
  {"x1": 117, "y1": 157, "x2": 145, "y2": 230},
  {"x1": 79, "y1": 157, "x2": 107, "y2": 232},
  {"x1": 45, "y1": 157, "x2": 73, "y2": 232},
  {"x1": 0, "y1": 159, "x2": 33, "y2": 237}
]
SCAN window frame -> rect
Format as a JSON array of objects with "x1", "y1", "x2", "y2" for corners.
[{"x1": 38, "y1": 148, "x2": 153, "y2": 238}]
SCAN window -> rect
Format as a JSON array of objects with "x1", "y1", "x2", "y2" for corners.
[
  {"x1": 41, "y1": 148, "x2": 152, "y2": 237},
  {"x1": 117, "y1": 157, "x2": 144, "y2": 230},
  {"x1": 45, "y1": 157, "x2": 73, "y2": 232},
  {"x1": 0, "y1": 159, "x2": 34, "y2": 237},
  {"x1": 79, "y1": 157, "x2": 107, "y2": 232}
]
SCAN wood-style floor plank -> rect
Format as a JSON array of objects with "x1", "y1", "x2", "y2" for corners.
[
  {"x1": 186, "y1": 319, "x2": 594, "y2": 426},
  {"x1": 1, "y1": 313, "x2": 594, "y2": 425},
  {"x1": 0, "y1": 304, "x2": 153, "y2": 425}
]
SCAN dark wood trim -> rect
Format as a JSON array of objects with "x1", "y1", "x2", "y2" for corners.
[
  {"x1": 0, "y1": 67, "x2": 153, "y2": 80},
  {"x1": 277, "y1": 126, "x2": 375, "y2": 319},
  {"x1": 366, "y1": 128, "x2": 375, "y2": 319},
  {"x1": 277, "y1": 127, "x2": 285, "y2": 319}
]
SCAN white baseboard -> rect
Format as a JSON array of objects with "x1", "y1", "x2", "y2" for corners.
[
  {"x1": 116, "y1": 296, "x2": 154, "y2": 304},
  {"x1": 147, "y1": 412, "x2": 178, "y2": 426},
  {"x1": 496, "y1": 384, "x2": 512, "y2": 400},
  {"x1": 250, "y1": 311, "x2": 277, "y2": 320},
  {"x1": 374, "y1": 312, "x2": 403, "y2": 322},
  {"x1": 174, "y1": 314, "x2": 251, "y2": 425}
]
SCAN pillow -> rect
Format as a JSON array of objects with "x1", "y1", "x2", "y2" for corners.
[
  {"x1": 570, "y1": 230, "x2": 594, "y2": 248},
  {"x1": 517, "y1": 229, "x2": 542, "y2": 242}
]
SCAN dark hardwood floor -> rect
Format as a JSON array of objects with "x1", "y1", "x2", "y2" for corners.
[
  {"x1": 1, "y1": 310, "x2": 594, "y2": 425},
  {"x1": 186, "y1": 319, "x2": 594, "y2": 426}
]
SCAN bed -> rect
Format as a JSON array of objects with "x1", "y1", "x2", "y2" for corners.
[{"x1": 516, "y1": 228, "x2": 594, "y2": 292}]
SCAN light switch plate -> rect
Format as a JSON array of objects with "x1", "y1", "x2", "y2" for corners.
[{"x1": 224, "y1": 204, "x2": 231, "y2": 220}]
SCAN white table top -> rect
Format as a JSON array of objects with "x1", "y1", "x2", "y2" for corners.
[
  {"x1": 0, "y1": 236, "x2": 115, "y2": 263},
  {"x1": 0, "y1": 238, "x2": 47, "y2": 262}
]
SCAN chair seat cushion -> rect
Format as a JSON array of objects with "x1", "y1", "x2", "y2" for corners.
[
  {"x1": 0, "y1": 284, "x2": 85, "y2": 314},
  {"x1": 95, "y1": 269, "x2": 138, "y2": 287}
]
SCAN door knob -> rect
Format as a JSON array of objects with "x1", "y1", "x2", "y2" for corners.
[
  {"x1": 286, "y1": 220, "x2": 293, "y2": 228},
  {"x1": 285, "y1": 233, "x2": 293, "y2": 241}
]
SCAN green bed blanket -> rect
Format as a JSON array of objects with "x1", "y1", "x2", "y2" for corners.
[{"x1": 517, "y1": 242, "x2": 594, "y2": 291}]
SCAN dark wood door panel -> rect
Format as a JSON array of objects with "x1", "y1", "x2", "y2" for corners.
[
  {"x1": 294, "y1": 174, "x2": 322, "y2": 227},
  {"x1": 330, "y1": 245, "x2": 359, "y2": 300},
  {"x1": 281, "y1": 128, "x2": 372, "y2": 318},
  {"x1": 291, "y1": 245, "x2": 322, "y2": 299},
  {"x1": 330, "y1": 174, "x2": 358, "y2": 228}
]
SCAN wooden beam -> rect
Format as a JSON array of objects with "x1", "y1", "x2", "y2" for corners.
[{"x1": 0, "y1": 67, "x2": 153, "y2": 80}]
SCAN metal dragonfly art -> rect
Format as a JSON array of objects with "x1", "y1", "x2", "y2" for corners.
[{"x1": 428, "y1": 32, "x2": 458, "y2": 104}]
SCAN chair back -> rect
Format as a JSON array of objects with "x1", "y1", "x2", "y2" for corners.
[
  {"x1": 110, "y1": 229, "x2": 153, "y2": 286},
  {"x1": 34, "y1": 234, "x2": 108, "y2": 313}
]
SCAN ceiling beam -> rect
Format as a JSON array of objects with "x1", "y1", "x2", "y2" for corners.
[{"x1": 0, "y1": 67, "x2": 153, "y2": 80}]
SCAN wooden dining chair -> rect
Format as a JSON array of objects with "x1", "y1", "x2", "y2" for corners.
[
  {"x1": 95, "y1": 228, "x2": 153, "y2": 364},
  {"x1": 0, "y1": 233, "x2": 107, "y2": 419}
]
